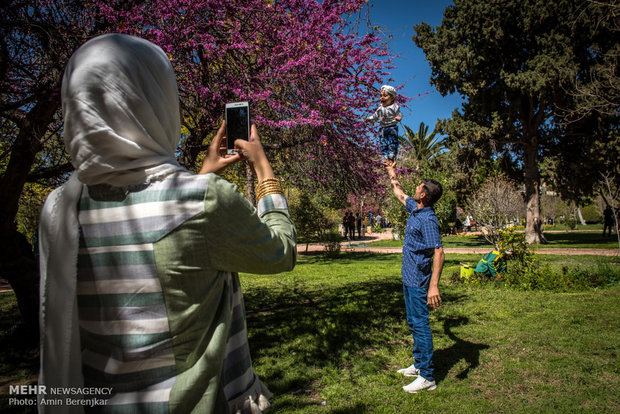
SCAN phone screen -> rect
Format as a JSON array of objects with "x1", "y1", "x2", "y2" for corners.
[{"x1": 226, "y1": 105, "x2": 249, "y2": 150}]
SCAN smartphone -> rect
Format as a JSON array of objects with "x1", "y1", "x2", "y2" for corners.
[{"x1": 225, "y1": 102, "x2": 250, "y2": 155}]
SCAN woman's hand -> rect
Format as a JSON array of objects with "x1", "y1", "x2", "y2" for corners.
[
  {"x1": 234, "y1": 125, "x2": 275, "y2": 182},
  {"x1": 198, "y1": 121, "x2": 241, "y2": 175}
]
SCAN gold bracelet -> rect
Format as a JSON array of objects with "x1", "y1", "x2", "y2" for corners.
[
  {"x1": 256, "y1": 179, "x2": 280, "y2": 190},
  {"x1": 256, "y1": 186, "x2": 281, "y2": 196},
  {"x1": 256, "y1": 183, "x2": 280, "y2": 195},
  {"x1": 256, "y1": 187, "x2": 283, "y2": 200},
  {"x1": 256, "y1": 178, "x2": 282, "y2": 187},
  {"x1": 258, "y1": 178, "x2": 280, "y2": 184},
  {"x1": 256, "y1": 189, "x2": 283, "y2": 201},
  {"x1": 255, "y1": 178, "x2": 284, "y2": 201}
]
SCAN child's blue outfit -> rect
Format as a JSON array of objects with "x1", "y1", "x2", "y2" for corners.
[{"x1": 367, "y1": 103, "x2": 402, "y2": 159}]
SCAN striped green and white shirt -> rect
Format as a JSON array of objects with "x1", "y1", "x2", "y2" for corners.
[{"x1": 76, "y1": 172, "x2": 296, "y2": 413}]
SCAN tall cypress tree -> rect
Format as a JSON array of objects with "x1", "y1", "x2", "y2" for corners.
[{"x1": 414, "y1": 0, "x2": 616, "y2": 243}]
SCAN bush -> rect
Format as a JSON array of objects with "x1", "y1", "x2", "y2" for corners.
[
  {"x1": 563, "y1": 217, "x2": 578, "y2": 230},
  {"x1": 498, "y1": 227, "x2": 538, "y2": 278},
  {"x1": 581, "y1": 204, "x2": 603, "y2": 224},
  {"x1": 372, "y1": 222, "x2": 385, "y2": 233},
  {"x1": 497, "y1": 227, "x2": 534, "y2": 263},
  {"x1": 493, "y1": 229, "x2": 619, "y2": 290},
  {"x1": 456, "y1": 227, "x2": 620, "y2": 291},
  {"x1": 503, "y1": 263, "x2": 620, "y2": 291},
  {"x1": 321, "y1": 231, "x2": 341, "y2": 258},
  {"x1": 290, "y1": 190, "x2": 335, "y2": 246}
]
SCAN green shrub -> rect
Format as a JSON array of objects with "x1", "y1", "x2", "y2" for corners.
[
  {"x1": 372, "y1": 222, "x2": 385, "y2": 233},
  {"x1": 581, "y1": 204, "x2": 603, "y2": 224},
  {"x1": 463, "y1": 227, "x2": 620, "y2": 291},
  {"x1": 321, "y1": 231, "x2": 341, "y2": 258},
  {"x1": 498, "y1": 227, "x2": 535, "y2": 264},
  {"x1": 563, "y1": 217, "x2": 578, "y2": 230},
  {"x1": 502, "y1": 263, "x2": 620, "y2": 291}
]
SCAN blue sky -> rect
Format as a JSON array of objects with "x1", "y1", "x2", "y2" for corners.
[{"x1": 366, "y1": 0, "x2": 464, "y2": 131}]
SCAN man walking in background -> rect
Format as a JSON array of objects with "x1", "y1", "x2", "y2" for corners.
[
  {"x1": 603, "y1": 205, "x2": 614, "y2": 237},
  {"x1": 356, "y1": 213, "x2": 363, "y2": 239}
]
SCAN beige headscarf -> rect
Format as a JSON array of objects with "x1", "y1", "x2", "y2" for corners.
[
  {"x1": 38, "y1": 34, "x2": 186, "y2": 412},
  {"x1": 62, "y1": 33, "x2": 184, "y2": 185}
]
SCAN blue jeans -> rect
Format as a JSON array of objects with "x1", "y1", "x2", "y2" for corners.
[
  {"x1": 380, "y1": 125, "x2": 399, "y2": 159},
  {"x1": 403, "y1": 285, "x2": 434, "y2": 381}
]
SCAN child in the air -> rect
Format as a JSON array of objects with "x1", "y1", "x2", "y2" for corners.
[{"x1": 366, "y1": 85, "x2": 402, "y2": 160}]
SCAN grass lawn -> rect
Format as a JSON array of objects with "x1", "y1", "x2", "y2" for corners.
[
  {"x1": 1, "y1": 252, "x2": 619, "y2": 413},
  {"x1": 369, "y1": 231, "x2": 620, "y2": 250},
  {"x1": 238, "y1": 252, "x2": 619, "y2": 413}
]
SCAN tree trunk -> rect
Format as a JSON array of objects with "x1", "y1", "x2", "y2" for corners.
[
  {"x1": 523, "y1": 138, "x2": 546, "y2": 244},
  {"x1": 0, "y1": 92, "x2": 59, "y2": 339},
  {"x1": 245, "y1": 163, "x2": 256, "y2": 205},
  {"x1": 577, "y1": 206, "x2": 586, "y2": 225}
]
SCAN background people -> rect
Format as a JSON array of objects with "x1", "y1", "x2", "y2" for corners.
[{"x1": 603, "y1": 205, "x2": 614, "y2": 237}]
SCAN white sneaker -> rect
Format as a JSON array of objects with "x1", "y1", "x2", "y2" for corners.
[
  {"x1": 402, "y1": 376, "x2": 437, "y2": 393},
  {"x1": 397, "y1": 364, "x2": 420, "y2": 377}
]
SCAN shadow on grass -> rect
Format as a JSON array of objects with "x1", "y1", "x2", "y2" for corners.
[
  {"x1": 433, "y1": 315, "x2": 489, "y2": 383},
  {"x1": 245, "y1": 276, "x2": 403, "y2": 362},
  {"x1": 440, "y1": 231, "x2": 618, "y2": 249},
  {"x1": 0, "y1": 293, "x2": 39, "y2": 414},
  {"x1": 243, "y1": 271, "x2": 486, "y2": 410},
  {"x1": 243, "y1": 276, "x2": 403, "y2": 407},
  {"x1": 442, "y1": 234, "x2": 490, "y2": 248}
]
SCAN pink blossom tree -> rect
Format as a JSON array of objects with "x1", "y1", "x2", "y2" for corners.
[
  {"x1": 1, "y1": 0, "x2": 403, "y2": 329},
  {"x1": 95, "y1": 0, "x2": 401, "y2": 200}
]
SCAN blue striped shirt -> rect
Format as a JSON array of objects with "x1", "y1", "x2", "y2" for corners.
[{"x1": 402, "y1": 198, "x2": 442, "y2": 289}]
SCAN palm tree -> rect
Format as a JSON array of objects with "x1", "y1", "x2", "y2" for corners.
[{"x1": 399, "y1": 122, "x2": 446, "y2": 170}]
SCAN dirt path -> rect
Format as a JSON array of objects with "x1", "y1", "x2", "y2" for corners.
[
  {"x1": 338, "y1": 246, "x2": 620, "y2": 257},
  {"x1": 297, "y1": 230, "x2": 620, "y2": 257}
]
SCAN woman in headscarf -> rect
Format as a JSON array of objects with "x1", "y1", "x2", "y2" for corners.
[{"x1": 38, "y1": 33, "x2": 296, "y2": 413}]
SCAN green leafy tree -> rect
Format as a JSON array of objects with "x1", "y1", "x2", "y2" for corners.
[
  {"x1": 561, "y1": 1, "x2": 619, "y2": 121},
  {"x1": 289, "y1": 190, "x2": 334, "y2": 252},
  {"x1": 385, "y1": 153, "x2": 456, "y2": 238},
  {"x1": 414, "y1": 0, "x2": 616, "y2": 244},
  {"x1": 399, "y1": 122, "x2": 446, "y2": 171},
  {"x1": 544, "y1": 117, "x2": 619, "y2": 212}
]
